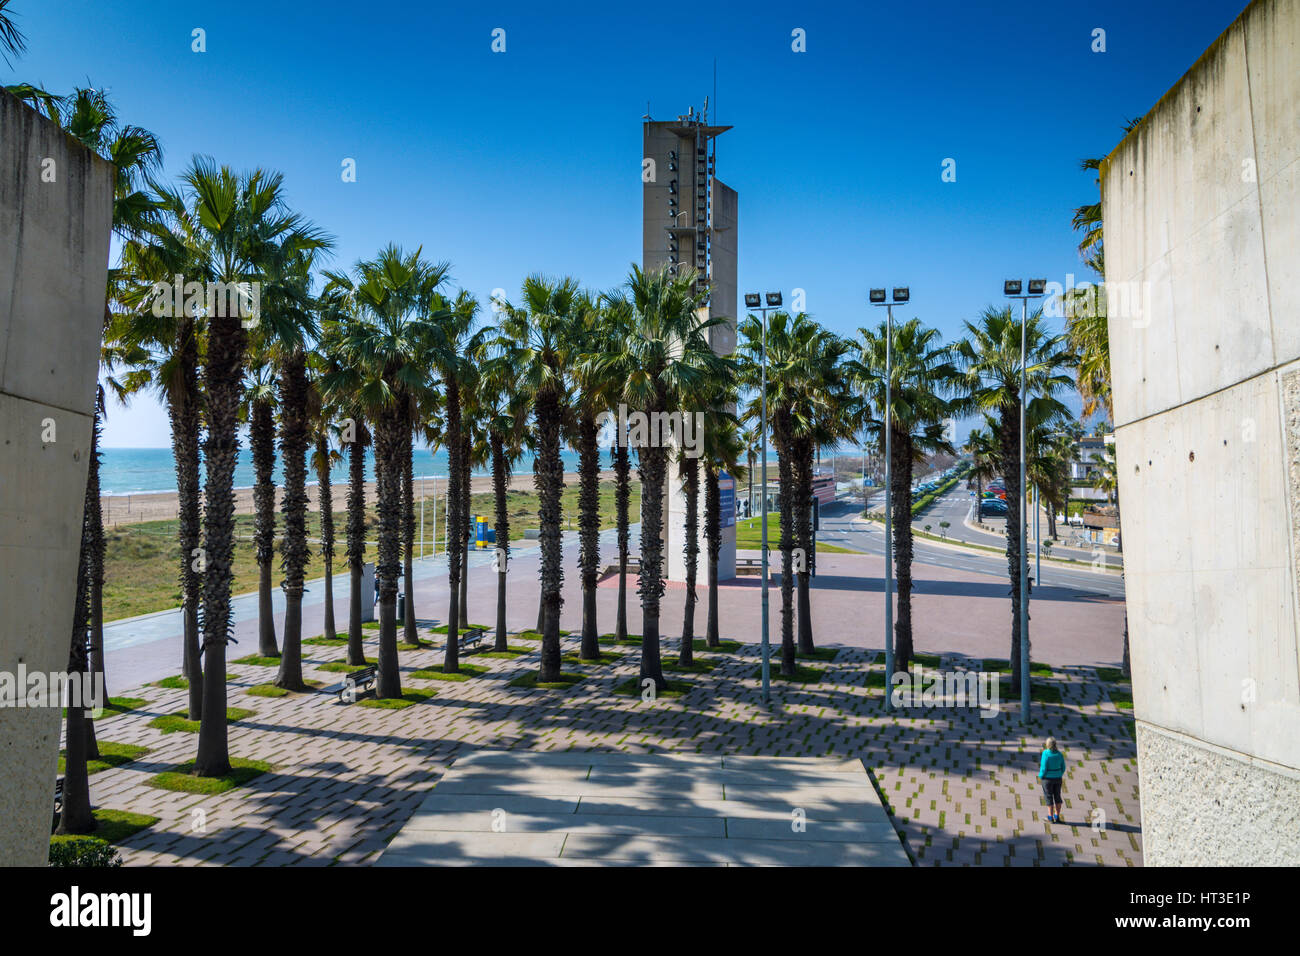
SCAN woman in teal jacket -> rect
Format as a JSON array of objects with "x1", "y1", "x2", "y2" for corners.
[{"x1": 1038, "y1": 737, "x2": 1066, "y2": 823}]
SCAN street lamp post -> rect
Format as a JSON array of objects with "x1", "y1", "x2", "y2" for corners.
[
  {"x1": 745, "y1": 290, "x2": 783, "y2": 707},
  {"x1": 870, "y1": 286, "x2": 909, "y2": 712},
  {"x1": 1004, "y1": 278, "x2": 1046, "y2": 723}
]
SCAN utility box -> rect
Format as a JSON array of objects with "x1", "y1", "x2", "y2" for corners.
[{"x1": 361, "y1": 562, "x2": 375, "y2": 623}]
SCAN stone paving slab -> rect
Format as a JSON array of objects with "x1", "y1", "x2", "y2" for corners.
[{"x1": 376, "y1": 752, "x2": 908, "y2": 867}]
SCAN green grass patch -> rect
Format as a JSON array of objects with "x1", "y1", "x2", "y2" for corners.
[
  {"x1": 563, "y1": 651, "x2": 624, "y2": 666},
  {"x1": 735, "y1": 516, "x2": 857, "y2": 553},
  {"x1": 1108, "y1": 686, "x2": 1133, "y2": 710},
  {"x1": 599, "y1": 633, "x2": 643, "y2": 646},
  {"x1": 64, "y1": 696, "x2": 148, "y2": 720},
  {"x1": 755, "y1": 664, "x2": 826, "y2": 684},
  {"x1": 612, "y1": 677, "x2": 691, "y2": 698},
  {"x1": 982, "y1": 659, "x2": 1054, "y2": 677},
  {"x1": 153, "y1": 673, "x2": 234, "y2": 689},
  {"x1": 358, "y1": 688, "x2": 435, "y2": 709},
  {"x1": 148, "y1": 757, "x2": 272, "y2": 794},
  {"x1": 50, "y1": 808, "x2": 159, "y2": 847},
  {"x1": 691, "y1": 638, "x2": 742, "y2": 654},
  {"x1": 318, "y1": 658, "x2": 375, "y2": 673},
  {"x1": 231, "y1": 654, "x2": 281, "y2": 667},
  {"x1": 997, "y1": 680, "x2": 1063, "y2": 705},
  {"x1": 304, "y1": 635, "x2": 348, "y2": 647},
  {"x1": 430, "y1": 623, "x2": 492, "y2": 634},
  {"x1": 147, "y1": 707, "x2": 255, "y2": 734},
  {"x1": 410, "y1": 663, "x2": 489, "y2": 682},
  {"x1": 475, "y1": 645, "x2": 534, "y2": 659},
  {"x1": 58, "y1": 741, "x2": 149, "y2": 776},
  {"x1": 1095, "y1": 667, "x2": 1129, "y2": 683},
  {"x1": 662, "y1": 657, "x2": 716, "y2": 673},
  {"x1": 798, "y1": 647, "x2": 842, "y2": 663},
  {"x1": 910, "y1": 652, "x2": 942, "y2": 668},
  {"x1": 508, "y1": 671, "x2": 586, "y2": 690},
  {"x1": 517, "y1": 628, "x2": 572, "y2": 640},
  {"x1": 245, "y1": 680, "x2": 322, "y2": 697}
]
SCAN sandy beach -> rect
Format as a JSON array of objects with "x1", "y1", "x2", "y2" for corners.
[{"x1": 101, "y1": 469, "x2": 616, "y2": 528}]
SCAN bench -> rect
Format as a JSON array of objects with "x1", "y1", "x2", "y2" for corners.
[
  {"x1": 338, "y1": 665, "x2": 377, "y2": 703},
  {"x1": 458, "y1": 627, "x2": 486, "y2": 651},
  {"x1": 52, "y1": 778, "x2": 63, "y2": 832}
]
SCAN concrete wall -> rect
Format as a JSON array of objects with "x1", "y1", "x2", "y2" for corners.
[
  {"x1": 0, "y1": 90, "x2": 115, "y2": 865},
  {"x1": 1101, "y1": 0, "x2": 1300, "y2": 865}
]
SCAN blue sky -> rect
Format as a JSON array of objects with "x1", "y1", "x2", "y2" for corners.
[{"x1": 7, "y1": 0, "x2": 1248, "y2": 448}]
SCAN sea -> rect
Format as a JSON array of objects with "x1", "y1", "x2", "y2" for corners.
[{"x1": 98, "y1": 446, "x2": 604, "y2": 496}]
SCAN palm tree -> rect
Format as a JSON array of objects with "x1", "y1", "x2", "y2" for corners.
[
  {"x1": 329, "y1": 247, "x2": 447, "y2": 697},
  {"x1": 703, "y1": 414, "x2": 745, "y2": 648},
  {"x1": 964, "y1": 423, "x2": 999, "y2": 520},
  {"x1": 308, "y1": 379, "x2": 343, "y2": 644},
  {"x1": 593, "y1": 266, "x2": 725, "y2": 692},
  {"x1": 498, "y1": 277, "x2": 580, "y2": 683},
  {"x1": 478, "y1": 345, "x2": 530, "y2": 651},
  {"x1": 570, "y1": 292, "x2": 618, "y2": 661},
  {"x1": 595, "y1": 293, "x2": 637, "y2": 643},
  {"x1": 426, "y1": 290, "x2": 483, "y2": 671},
  {"x1": 273, "y1": 252, "x2": 329, "y2": 690},
  {"x1": 738, "y1": 311, "x2": 840, "y2": 674},
  {"x1": 319, "y1": 289, "x2": 372, "y2": 667},
  {"x1": 0, "y1": 0, "x2": 27, "y2": 65},
  {"x1": 36, "y1": 85, "x2": 162, "y2": 814},
  {"x1": 846, "y1": 318, "x2": 961, "y2": 672},
  {"x1": 243, "y1": 360, "x2": 281, "y2": 659},
  {"x1": 182, "y1": 159, "x2": 327, "y2": 775},
  {"x1": 955, "y1": 306, "x2": 1075, "y2": 692},
  {"x1": 57, "y1": 471, "x2": 95, "y2": 835}
]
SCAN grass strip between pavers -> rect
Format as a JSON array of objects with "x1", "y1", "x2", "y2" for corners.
[
  {"x1": 358, "y1": 688, "x2": 435, "y2": 709},
  {"x1": 612, "y1": 677, "x2": 691, "y2": 698},
  {"x1": 410, "y1": 664, "x2": 489, "y2": 682},
  {"x1": 508, "y1": 671, "x2": 586, "y2": 690},
  {"x1": 148, "y1": 708, "x2": 255, "y2": 734},
  {"x1": 50, "y1": 808, "x2": 159, "y2": 846},
  {"x1": 148, "y1": 757, "x2": 272, "y2": 794},
  {"x1": 58, "y1": 741, "x2": 149, "y2": 775}
]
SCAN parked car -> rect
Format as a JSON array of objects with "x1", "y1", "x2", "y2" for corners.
[{"x1": 980, "y1": 498, "x2": 1009, "y2": 515}]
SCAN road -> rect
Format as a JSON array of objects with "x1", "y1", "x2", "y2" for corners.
[{"x1": 818, "y1": 492, "x2": 1125, "y2": 600}]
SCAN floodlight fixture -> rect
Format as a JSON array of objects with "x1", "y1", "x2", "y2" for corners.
[
  {"x1": 892, "y1": 287, "x2": 909, "y2": 303},
  {"x1": 1004, "y1": 279, "x2": 1022, "y2": 296},
  {"x1": 1027, "y1": 278, "x2": 1047, "y2": 295},
  {"x1": 766, "y1": 292, "x2": 782, "y2": 307},
  {"x1": 869, "y1": 288, "x2": 886, "y2": 304},
  {"x1": 744, "y1": 293, "x2": 761, "y2": 308}
]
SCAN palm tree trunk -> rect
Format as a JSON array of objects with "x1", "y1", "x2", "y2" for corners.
[
  {"x1": 459, "y1": 434, "x2": 471, "y2": 629},
  {"x1": 536, "y1": 389, "x2": 566, "y2": 683},
  {"x1": 346, "y1": 426, "x2": 367, "y2": 666},
  {"x1": 170, "y1": 317, "x2": 203, "y2": 719},
  {"x1": 85, "y1": 399, "x2": 105, "y2": 760},
  {"x1": 275, "y1": 350, "x2": 309, "y2": 691},
  {"x1": 491, "y1": 432, "x2": 511, "y2": 652},
  {"x1": 795, "y1": 439, "x2": 816, "y2": 656},
  {"x1": 678, "y1": 455, "x2": 700, "y2": 666},
  {"x1": 402, "y1": 422, "x2": 420, "y2": 647},
  {"x1": 315, "y1": 434, "x2": 337, "y2": 642},
  {"x1": 59, "y1": 427, "x2": 98, "y2": 835},
  {"x1": 704, "y1": 460, "x2": 721, "y2": 647},
  {"x1": 776, "y1": 424, "x2": 797, "y2": 677},
  {"x1": 637, "y1": 413, "x2": 668, "y2": 693},
  {"x1": 999, "y1": 404, "x2": 1028, "y2": 690},
  {"x1": 892, "y1": 428, "x2": 915, "y2": 673},
  {"x1": 614, "y1": 443, "x2": 630, "y2": 642},
  {"x1": 374, "y1": 406, "x2": 403, "y2": 698},
  {"x1": 195, "y1": 313, "x2": 245, "y2": 778},
  {"x1": 578, "y1": 413, "x2": 601, "y2": 660},
  {"x1": 251, "y1": 397, "x2": 279, "y2": 658},
  {"x1": 443, "y1": 380, "x2": 463, "y2": 674}
]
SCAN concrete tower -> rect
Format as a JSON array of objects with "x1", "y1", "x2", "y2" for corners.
[{"x1": 642, "y1": 103, "x2": 738, "y2": 582}]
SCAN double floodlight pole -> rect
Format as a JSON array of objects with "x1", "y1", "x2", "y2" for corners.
[
  {"x1": 744, "y1": 290, "x2": 783, "y2": 707},
  {"x1": 1004, "y1": 278, "x2": 1046, "y2": 724},
  {"x1": 869, "y1": 286, "x2": 908, "y2": 712}
]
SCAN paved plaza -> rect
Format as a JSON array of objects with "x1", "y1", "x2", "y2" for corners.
[
  {"x1": 377, "y1": 751, "x2": 908, "y2": 865},
  {"x1": 83, "y1": 546, "x2": 1141, "y2": 866}
]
